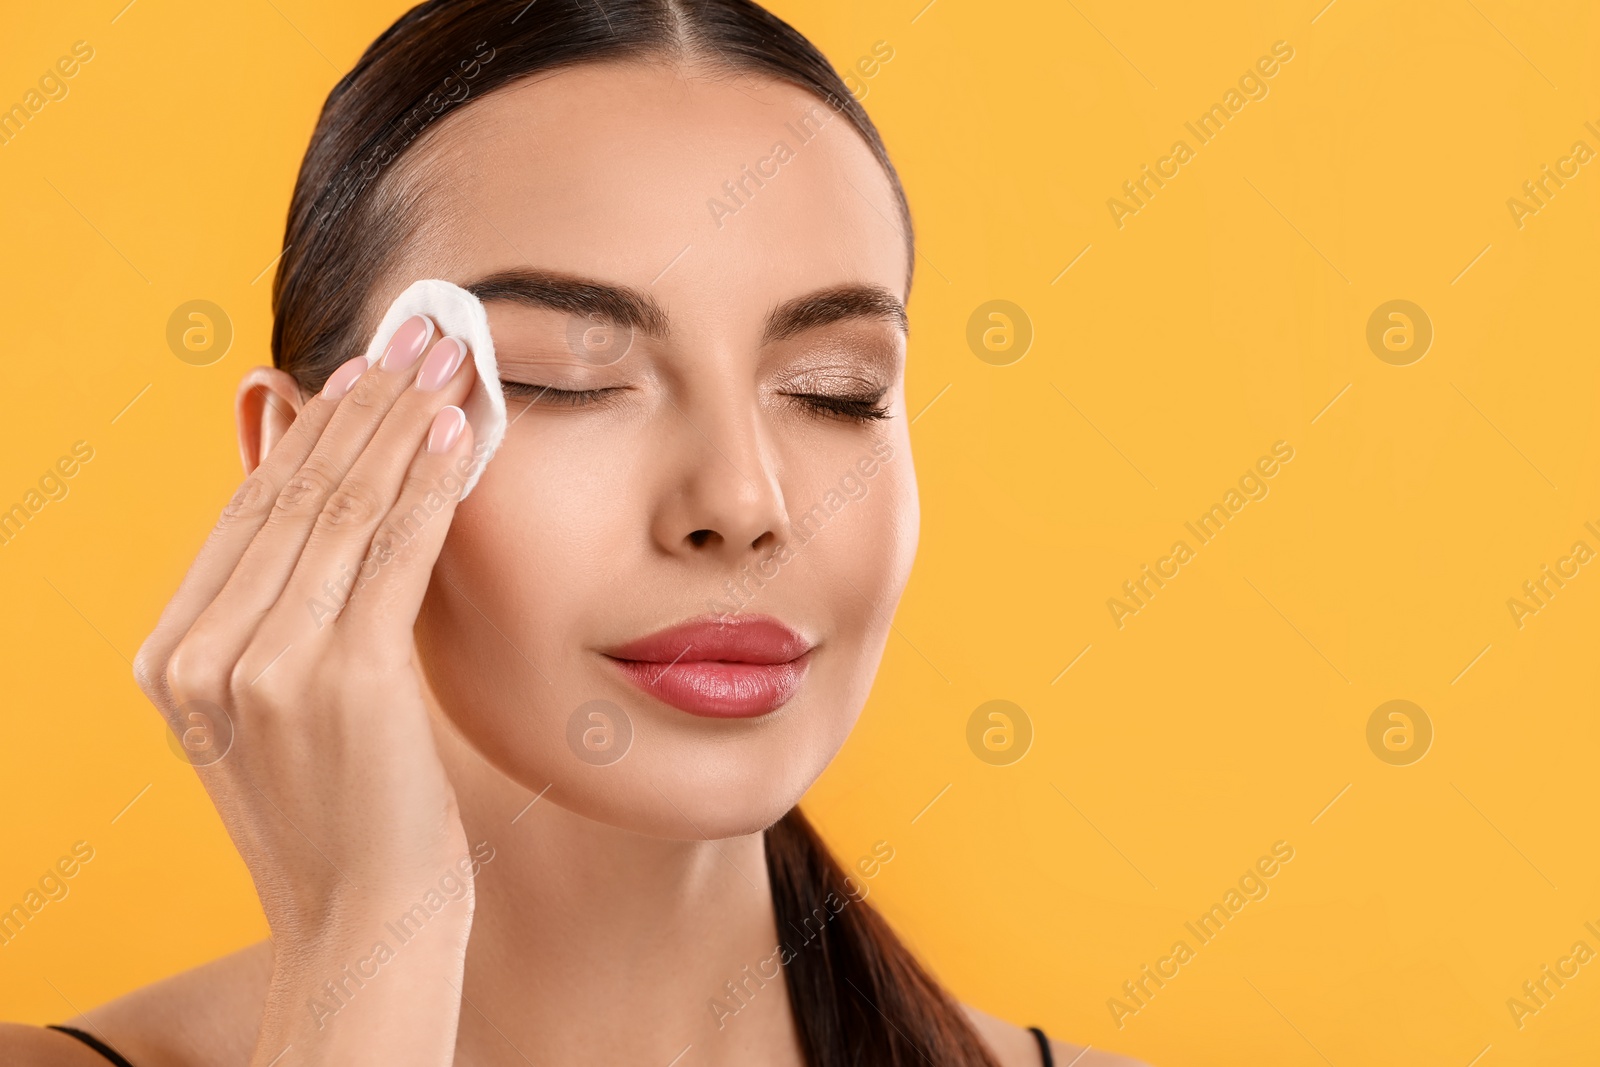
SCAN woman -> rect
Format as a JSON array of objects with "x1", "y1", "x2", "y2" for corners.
[{"x1": 4, "y1": 1, "x2": 1148, "y2": 1064}]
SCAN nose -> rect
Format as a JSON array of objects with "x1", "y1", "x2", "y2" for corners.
[{"x1": 650, "y1": 392, "x2": 789, "y2": 563}]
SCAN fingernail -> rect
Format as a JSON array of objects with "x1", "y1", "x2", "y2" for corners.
[
  {"x1": 416, "y1": 337, "x2": 467, "y2": 392},
  {"x1": 322, "y1": 356, "x2": 367, "y2": 399},
  {"x1": 427, "y1": 405, "x2": 467, "y2": 454},
  {"x1": 380, "y1": 315, "x2": 434, "y2": 372}
]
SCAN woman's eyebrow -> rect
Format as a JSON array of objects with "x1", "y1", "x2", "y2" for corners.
[
  {"x1": 762, "y1": 284, "x2": 908, "y2": 344},
  {"x1": 462, "y1": 269, "x2": 907, "y2": 346},
  {"x1": 465, "y1": 268, "x2": 671, "y2": 340}
]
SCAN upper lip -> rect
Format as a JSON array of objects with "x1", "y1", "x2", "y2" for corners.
[{"x1": 602, "y1": 614, "x2": 813, "y2": 665}]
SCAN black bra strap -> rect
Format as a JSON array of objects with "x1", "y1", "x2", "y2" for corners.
[
  {"x1": 1028, "y1": 1025, "x2": 1055, "y2": 1067},
  {"x1": 52, "y1": 1013, "x2": 1044, "y2": 1067},
  {"x1": 46, "y1": 1025, "x2": 138, "y2": 1067}
]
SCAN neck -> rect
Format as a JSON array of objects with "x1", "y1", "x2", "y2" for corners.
[{"x1": 429, "y1": 707, "x2": 803, "y2": 1067}]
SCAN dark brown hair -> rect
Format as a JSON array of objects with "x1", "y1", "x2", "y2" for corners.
[
  {"x1": 269, "y1": 2, "x2": 994, "y2": 1064},
  {"x1": 765, "y1": 808, "x2": 1004, "y2": 1065}
]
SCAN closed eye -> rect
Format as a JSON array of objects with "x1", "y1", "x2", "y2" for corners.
[
  {"x1": 499, "y1": 382, "x2": 626, "y2": 407},
  {"x1": 786, "y1": 391, "x2": 891, "y2": 422}
]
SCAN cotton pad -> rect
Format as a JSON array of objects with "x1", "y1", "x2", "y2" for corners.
[{"x1": 360, "y1": 278, "x2": 506, "y2": 500}]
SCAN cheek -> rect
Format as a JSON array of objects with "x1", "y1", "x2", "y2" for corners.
[
  {"x1": 415, "y1": 432, "x2": 623, "y2": 713},
  {"x1": 798, "y1": 460, "x2": 918, "y2": 642},
  {"x1": 430, "y1": 429, "x2": 628, "y2": 653},
  {"x1": 820, "y1": 454, "x2": 917, "y2": 600}
]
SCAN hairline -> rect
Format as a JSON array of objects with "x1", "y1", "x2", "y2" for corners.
[{"x1": 353, "y1": 54, "x2": 913, "y2": 351}]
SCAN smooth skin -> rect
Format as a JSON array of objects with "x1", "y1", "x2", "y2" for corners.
[{"x1": 2, "y1": 58, "x2": 1148, "y2": 1067}]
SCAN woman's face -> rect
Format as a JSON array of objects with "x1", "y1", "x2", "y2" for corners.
[{"x1": 390, "y1": 59, "x2": 918, "y2": 839}]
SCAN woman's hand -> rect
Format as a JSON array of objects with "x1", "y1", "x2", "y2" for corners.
[{"x1": 132, "y1": 315, "x2": 481, "y2": 1065}]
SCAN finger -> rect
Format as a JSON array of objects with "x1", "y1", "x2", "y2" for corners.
[
  {"x1": 260, "y1": 334, "x2": 476, "y2": 649},
  {"x1": 134, "y1": 392, "x2": 337, "y2": 706},
  {"x1": 133, "y1": 327, "x2": 413, "y2": 706},
  {"x1": 332, "y1": 401, "x2": 477, "y2": 649},
  {"x1": 154, "y1": 316, "x2": 438, "y2": 704}
]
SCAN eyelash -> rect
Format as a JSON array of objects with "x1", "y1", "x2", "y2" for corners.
[
  {"x1": 499, "y1": 383, "x2": 624, "y2": 407},
  {"x1": 499, "y1": 383, "x2": 892, "y2": 422},
  {"x1": 786, "y1": 391, "x2": 892, "y2": 422}
]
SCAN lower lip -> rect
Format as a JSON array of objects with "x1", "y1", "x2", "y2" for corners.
[{"x1": 605, "y1": 652, "x2": 811, "y2": 718}]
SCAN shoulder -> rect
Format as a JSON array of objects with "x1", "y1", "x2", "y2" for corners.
[
  {"x1": 1, "y1": 939, "x2": 273, "y2": 1067},
  {"x1": 960, "y1": 1002, "x2": 1154, "y2": 1067},
  {"x1": 0, "y1": 1024, "x2": 138, "y2": 1067}
]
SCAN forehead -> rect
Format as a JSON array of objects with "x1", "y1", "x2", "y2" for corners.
[{"x1": 393, "y1": 59, "x2": 909, "y2": 324}]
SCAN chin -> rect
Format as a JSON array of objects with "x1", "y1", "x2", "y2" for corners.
[
  {"x1": 425, "y1": 645, "x2": 861, "y2": 843},
  {"x1": 494, "y1": 717, "x2": 843, "y2": 840}
]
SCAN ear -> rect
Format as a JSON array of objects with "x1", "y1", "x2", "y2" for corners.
[{"x1": 235, "y1": 366, "x2": 310, "y2": 475}]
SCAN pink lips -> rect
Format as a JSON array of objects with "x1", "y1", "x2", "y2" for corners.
[{"x1": 601, "y1": 614, "x2": 814, "y2": 718}]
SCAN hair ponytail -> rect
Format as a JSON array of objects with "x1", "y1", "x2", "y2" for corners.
[{"x1": 766, "y1": 808, "x2": 1002, "y2": 1066}]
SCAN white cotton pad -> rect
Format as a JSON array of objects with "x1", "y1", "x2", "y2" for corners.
[{"x1": 360, "y1": 278, "x2": 506, "y2": 500}]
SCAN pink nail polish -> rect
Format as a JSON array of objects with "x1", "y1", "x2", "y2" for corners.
[
  {"x1": 380, "y1": 315, "x2": 434, "y2": 372},
  {"x1": 322, "y1": 356, "x2": 367, "y2": 399},
  {"x1": 416, "y1": 337, "x2": 467, "y2": 392},
  {"x1": 427, "y1": 405, "x2": 467, "y2": 454}
]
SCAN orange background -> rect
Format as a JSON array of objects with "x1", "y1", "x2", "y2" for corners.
[{"x1": 4, "y1": 2, "x2": 1600, "y2": 1064}]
